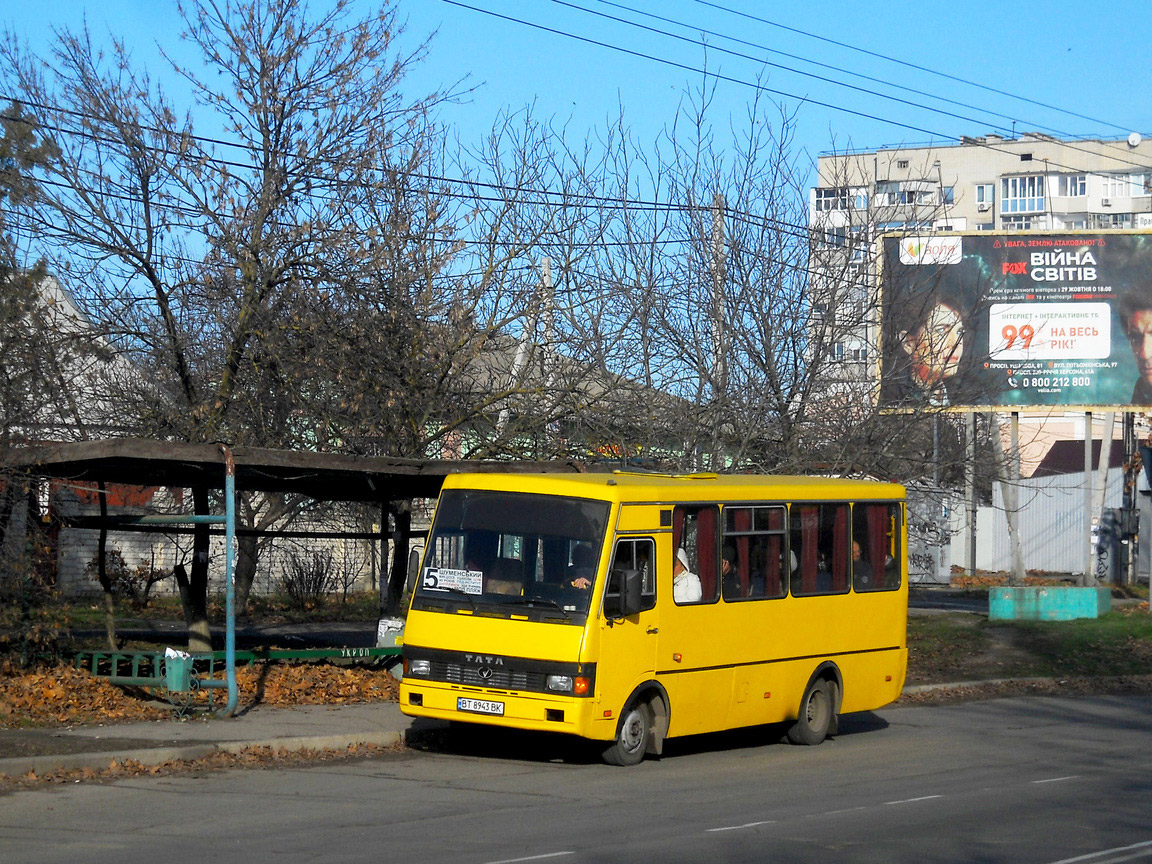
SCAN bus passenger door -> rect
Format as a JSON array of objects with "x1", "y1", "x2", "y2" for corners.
[{"x1": 595, "y1": 536, "x2": 658, "y2": 730}]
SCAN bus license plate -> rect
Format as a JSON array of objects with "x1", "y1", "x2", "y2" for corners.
[{"x1": 457, "y1": 697, "x2": 504, "y2": 716}]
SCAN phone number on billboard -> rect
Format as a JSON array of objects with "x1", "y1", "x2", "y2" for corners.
[{"x1": 1017, "y1": 376, "x2": 1091, "y2": 388}]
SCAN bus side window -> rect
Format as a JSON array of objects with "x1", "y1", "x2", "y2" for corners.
[
  {"x1": 853, "y1": 503, "x2": 902, "y2": 592},
  {"x1": 722, "y1": 505, "x2": 787, "y2": 601},
  {"x1": 672, "y1": 505, "x2": 719, "y2": 603},
  {"x1": 790, "y1": 503, "x2": 849, "y2": 596},
  {"x1": 604, "y1": 537, "x2": 656, "y2": 612}
]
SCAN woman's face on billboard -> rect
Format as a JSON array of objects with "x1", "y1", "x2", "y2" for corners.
[{"x1": 902, "y1": 302, "x2": 964, "y2": 386}]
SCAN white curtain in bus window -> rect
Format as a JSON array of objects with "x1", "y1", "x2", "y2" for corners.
[{"x1": 789, "y1": 503, "x2": 850, "y2": 596}]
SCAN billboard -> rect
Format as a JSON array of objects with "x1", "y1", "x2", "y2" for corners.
[{"x1": 879, "y1": 231, "x2": 1152, "y2": 410}]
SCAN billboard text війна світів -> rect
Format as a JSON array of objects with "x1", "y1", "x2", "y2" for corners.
[{"x1": 878, "y1": 232, "x2": 1152, "y2": 411}]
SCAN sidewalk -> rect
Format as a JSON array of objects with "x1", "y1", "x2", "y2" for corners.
[{"x1": 0, "y1": 701, "x2": 436, "y2": 778}]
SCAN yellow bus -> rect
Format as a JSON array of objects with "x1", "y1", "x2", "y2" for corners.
[{"x1": 400, "y1": 471, "x2": 907, "y2": 765}]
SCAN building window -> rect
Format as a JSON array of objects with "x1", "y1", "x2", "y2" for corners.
[
  {"x1": 896, "y1": 159, "x2": 909, "y2": 169},
  {"x1": 1001, "y1": 175, "x2": 1044, "y2": 213},
  {"x1": 853, "y1": 190, "x2": 869, "y2": 210},
  {"x1": 898, "y1": 189, "x2": 935, "y2": 205},
  {"x1": 975, "y1": 183, "x2": 994, "y2": 204},
  {"x1": 1058, "y1": 174, "x2": 1086, "y2": 197},
  {"x1": 976, "y1": 223, "x2": 994, "y2": 231},
  {"x1": 940, "y1": 186, "x2": 955, "y2": 205},
  {"x1": 1092, "y1": 213, "x2": 1132, "y2": 230},
  {"x1": 1102, "y1": 173, "x2": 1149, "y2": 199},
  {"x1": 1002, "y1": 215, "x2": 1033, "y2": 231},
  {"x1": 815, "y1": 187, "x2": 849, "y2": 211}
]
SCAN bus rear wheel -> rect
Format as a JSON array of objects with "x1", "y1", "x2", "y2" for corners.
[
  {"x1": 787, "y1": 679, "x2": 834, "y2": 746},
  {"x1": 602, "y1": 701, "x2": 650, "y2": 766}
]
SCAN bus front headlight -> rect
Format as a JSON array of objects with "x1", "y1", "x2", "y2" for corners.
[
  {"x1": 546, "y1": 674, "x2": 574, "y2": 692},
  {"x1": 547, "y1": 675, "x2": 590, "y2": 695},
  {"x1": 407, "y1": 659, "x2": 431, "y2": 677}
]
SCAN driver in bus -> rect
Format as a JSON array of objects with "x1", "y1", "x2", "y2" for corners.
[{"x1": 569, "y1": 543, "x2": 597, "y2": 589}]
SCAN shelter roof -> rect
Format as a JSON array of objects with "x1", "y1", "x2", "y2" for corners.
[{"x1": 2, "y1": 439, "x2": 585, "y2": 502}]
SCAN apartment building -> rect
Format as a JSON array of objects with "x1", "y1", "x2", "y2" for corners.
[{"x1": 807, "y1": 132, "x2": 1152, "y2": 400}]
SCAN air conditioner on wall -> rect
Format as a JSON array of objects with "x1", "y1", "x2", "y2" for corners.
[
  {"x1": 1102, "y1": 198, "x2": 1112, "y2": 206},
  {"x1": 976, "y1": 202, "x2": 990, "y2": 212}
]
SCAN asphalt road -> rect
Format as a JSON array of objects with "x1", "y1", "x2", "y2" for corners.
[{"x1": 2, "y1": 694, "x2": 1149, "y2": 864}]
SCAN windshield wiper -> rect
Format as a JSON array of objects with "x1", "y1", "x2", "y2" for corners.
[
  {"x1": 503, "y1": 597, "x2": 571, "y2": 619},
  {"x1": 434, "y1": 586, "x2": 476, "y2": 610}
]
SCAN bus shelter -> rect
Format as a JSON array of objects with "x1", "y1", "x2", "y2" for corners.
[{"x1": 2, "y1": 438, "x2": 584, "y2": 715}]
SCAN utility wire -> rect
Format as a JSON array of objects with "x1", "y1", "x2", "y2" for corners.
[
  {"x1": 587, "y1": 0, "x2": 1139, "y2": 160},
  {"x1": 441, "y1": 1, "x2": 1152, "y2": 177},
  {"x1": 688, "y1": 0, "x2": 1132, "y2": 135}
]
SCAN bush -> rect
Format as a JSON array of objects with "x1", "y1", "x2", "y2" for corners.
[
  {"x1": 85, "y1": 548, "x2": 171, "y2": 607},
  {"x1": 277, "y1": 549, "x2": 338, "y2": 609}
]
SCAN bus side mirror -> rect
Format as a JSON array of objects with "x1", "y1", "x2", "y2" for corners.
[
  {"x1": 604, "y1": 569, "x2": 644, "y2": 619},
  {"x1": 622, "y1": 568, "x2": 643, "y2": 617}
]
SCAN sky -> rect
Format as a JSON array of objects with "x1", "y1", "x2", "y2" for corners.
[{"x1": 4, "y1": 0, "x2": 1152, "y2": 188}]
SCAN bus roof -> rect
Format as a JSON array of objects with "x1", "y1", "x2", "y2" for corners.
[{"x1": 439, "y1": 471, "x2": 905, "y2": 503}]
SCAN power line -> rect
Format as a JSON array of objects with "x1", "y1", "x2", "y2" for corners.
[
  {"x1": 586, "y1": 0, "x2": 1139, "y2": 160},
  {"x1": 688, "y1": 0, "x2": 1132, "y2": 135},
  {"x1": 437, "y1": 0, "x2": 948, "y2": 141},
  {"x1": 0, "y1": 100, "x2": 820, "y2": 241},
  {"x1": 440, "y1": 1, "x2": 1152, "y2": 178},
  {"x1": 553, "y1": 0, "x2": 1020, "y2": 140}
]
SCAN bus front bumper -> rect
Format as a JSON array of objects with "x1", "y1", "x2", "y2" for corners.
[{"x1": 400, "y1": 679, "x2": 596, "y2": 734}]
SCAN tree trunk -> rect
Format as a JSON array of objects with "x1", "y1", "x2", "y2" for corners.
[
  {"x1": 183, "y1": 485, "x2": 212, "y2": 652},
  {"x1": 97, "y1": 481, "x2": 117, "y2": 650},
  {"x1": 382, "y1": 500, "x2": 411, "y2": 617},
  {"x1": 233, "y1": 531, "x2": 258, "y2": 618}
]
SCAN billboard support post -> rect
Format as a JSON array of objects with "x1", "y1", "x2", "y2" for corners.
[
  {"x1": 993, "y1": 411, "x2": 1027, "y2": 587},
  {"x1": 966, "y1": 411, "x2": 977, "y2": 578},
  {"x1": 1084, "y1": 412, "x2": 1094, "y2": 587}
]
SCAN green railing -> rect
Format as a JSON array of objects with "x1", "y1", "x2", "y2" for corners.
[{"x1": 73, "y1": 646, "x2": 401, "y2": 716}]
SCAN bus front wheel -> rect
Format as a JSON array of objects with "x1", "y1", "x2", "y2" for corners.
[
  {"x1": 787, "y1": 679, "x2": 834, "y2": 746},
  {"x1": 602, "y1": 701, "x2": 651, "y2": 766}
]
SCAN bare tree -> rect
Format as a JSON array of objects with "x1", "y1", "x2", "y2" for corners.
[{"x1": 1, "y1": 0, "x2": 449, "y2": 648}]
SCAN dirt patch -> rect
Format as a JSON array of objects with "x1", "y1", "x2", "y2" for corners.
[{"x1": 899, "y1": 674, "x2": 1152, "y2": 706}]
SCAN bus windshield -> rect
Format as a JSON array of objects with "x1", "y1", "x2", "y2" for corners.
[{"x1": 414, "y1": 489, "x2": 612, "y2": 621}]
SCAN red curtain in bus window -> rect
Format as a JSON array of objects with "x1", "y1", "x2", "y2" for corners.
[
  {"x1": 868, "y1": 504, "x2": 890, "y2": 588},
  {"x1": 765, "y1": 534, "x2": 782, "y2": 597},
  {"x1": 732, "y1": 507, "x2": 751, "y2": 595},
  {"x1": 697, "y1": 506, "x2": 718, "y2": 599},
  {"x1": 831, "y1": 504, "x2": 849, "y2": 591},
  {"x1": 798, "y1": 505, "x2": 819, "y2": 593}
]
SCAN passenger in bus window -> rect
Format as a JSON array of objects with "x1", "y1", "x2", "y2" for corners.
[
  {"x1": 672, "y1": 547, "x2": 702, "y2": 603},
  {"x1": 852, "y1": 540, "x2": 873, "y2": 590},
  {"x1": 721, "y1": 545, "x2": 742, "y2": 599}
]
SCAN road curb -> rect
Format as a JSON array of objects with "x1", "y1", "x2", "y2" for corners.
[
  {"x1": 901, "y1": 677, "x2": 1053, "y2": 695},
  {"x1": 0, "y1": 730, "x2": 405, "y2": 779}
]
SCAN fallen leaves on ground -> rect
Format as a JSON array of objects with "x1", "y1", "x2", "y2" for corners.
[
  {"x1": 0, "y1": 659, "x2": 398, "y2": 729},
  {"x1": 0, "y1": 660, "x2": 170, "y2": 727},
  {"x1": 2, "y1": 742, "x2": 397, "y2": 792}
]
